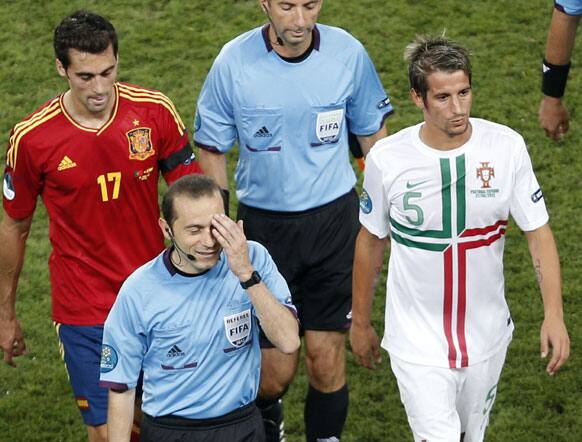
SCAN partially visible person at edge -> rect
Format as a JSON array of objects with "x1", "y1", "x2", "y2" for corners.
[
  {"x1": 0, "y1": 10, "x2": 202, "y2": 442},
  {"x1": 539, "y1": 0, "x2": 581, "y2": 140},
  {"x1": 351, "y1": 35, "x2": 570, "y2": 442},
  {"x1": 100, "y1": 174, "x2": 300, "y2": 442},
  {"x1": 193, "y1": 1, "x2": 392, "y2": 440}
]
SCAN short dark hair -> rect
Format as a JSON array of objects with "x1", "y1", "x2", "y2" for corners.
[
  {"x1": 54, "y1": 10, "x2": 118, "y2": 70},
  {"x1": 405, "y1": 35, "x2": 472, "y2": 102},
  {"x1": 162, "y1": 175, "x2": 222, "y2": 227}
]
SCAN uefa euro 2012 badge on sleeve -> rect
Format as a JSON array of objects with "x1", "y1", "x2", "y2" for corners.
[
  {"x1": 100, "y1": 344, "x2": 119, "y2": 373},
  {"x1": 359, "y1": 189, "x2": 372, "y2": 214},
  {"x1": 3, "y1": 171, "x2": 15, "y2": 200}
]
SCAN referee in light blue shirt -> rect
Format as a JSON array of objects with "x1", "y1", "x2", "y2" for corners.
[
  {"x1": 99, "y1": 175, "x2": 299, "y2": 442},
  {"x1": 194, "y1": 1, "x2": 393, "y2": 441}
]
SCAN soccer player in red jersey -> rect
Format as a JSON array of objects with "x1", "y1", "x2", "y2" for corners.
[{"x1": 0, "y1": 10, "x2": 201, "y2": 442}]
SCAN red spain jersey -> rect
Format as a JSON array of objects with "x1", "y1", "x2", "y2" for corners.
[{"x1": 3, "y1": 82, "x2": 202, "y2": 325}]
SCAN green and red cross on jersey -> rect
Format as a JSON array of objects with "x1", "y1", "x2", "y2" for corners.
[{"x1": 360, "y1": 118, "x2": 549, "y2": 369}]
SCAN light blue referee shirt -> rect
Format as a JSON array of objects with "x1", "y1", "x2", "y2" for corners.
[
  {"x1": 555, "y1": 0, "x2": 582, "y2": 15},
  {"x1": 194, "y1": 24, "x2": 393, "y2": 211},
  {"x1": 99, "y1": 241, "x2": 295, "y2": 419}
]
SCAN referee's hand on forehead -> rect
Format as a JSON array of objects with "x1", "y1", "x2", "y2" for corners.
[{"x1": 211, "y1": 214, "x2": 254, "y2": 281}]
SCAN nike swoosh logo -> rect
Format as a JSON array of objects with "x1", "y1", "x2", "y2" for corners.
[{"x1": 406, "y1": 180, "x2": 429, "y2": 189}]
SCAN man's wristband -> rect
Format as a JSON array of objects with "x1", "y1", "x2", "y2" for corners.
[
  {"x1": 220, "y1": 188, "x2": 230, "y2": 217},
  {"x1": 240, "y1": 271, "x2": 262, "y2": 289},
  {"x1": 542, "y1": 59, "x2": 571, "y2": 98}
]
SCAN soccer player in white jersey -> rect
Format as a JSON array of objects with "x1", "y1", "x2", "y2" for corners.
[{"x1": 350, "y1": 36, "x2": 570, "y2": 442}]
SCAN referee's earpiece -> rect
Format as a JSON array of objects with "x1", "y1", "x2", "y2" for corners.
[
  {"x1": 262, "y1": 3, "x2": 284, "y2": 46},
  {"x1": 166, "y1": 228, "x2": 196, "y2": 262}
]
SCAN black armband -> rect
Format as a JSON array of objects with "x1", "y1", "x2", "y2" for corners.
[
  {"x1": 542, "y1": 59, "x2": 571, "y2": 98},
  {"x1": 221, "y1": 188, "x2": 230, "y2": 217},
  {"x1": 158, "y1": 143, "x2": 195, "y2": 173}
]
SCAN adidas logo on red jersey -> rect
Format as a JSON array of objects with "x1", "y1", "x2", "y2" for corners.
[{"x1": 57, "y1": 156, "x2": 77, "y2": 171}]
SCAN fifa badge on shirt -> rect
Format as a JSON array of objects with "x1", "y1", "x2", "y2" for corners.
[
  {"x1": 126, "y1": 127, "x2": 154, "y2": 160},
  {"x1": 224, "y1": 309, "x2": 252, "y2": 348},
  {"x1": 316, "y1": 109, "x2": 344, "y2": 144}
]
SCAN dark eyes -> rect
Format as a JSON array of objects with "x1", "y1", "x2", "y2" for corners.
[{"x1": 78, "y1": 70, "x2": 112, "y2": 81}]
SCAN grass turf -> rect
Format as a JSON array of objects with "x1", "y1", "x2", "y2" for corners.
[{"x1": 0, "y1": 1, "x2": 580, "y2": 440}]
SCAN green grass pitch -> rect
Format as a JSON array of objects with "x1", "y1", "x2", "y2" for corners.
[{"x1": 0, "y1": 1, "x2": 580, "y2": 440}]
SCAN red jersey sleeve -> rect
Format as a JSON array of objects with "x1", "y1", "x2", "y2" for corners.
[
  {"x1": 155, "y1": 96, "x2": 202, "y2": 185},
  {"x1": 3, "y1": 128, "x2": 42, "y2": 220}
]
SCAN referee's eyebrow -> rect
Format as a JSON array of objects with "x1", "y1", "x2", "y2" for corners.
[{"x1": 182, "y1": 222, "x2": 207, "y2": 230}]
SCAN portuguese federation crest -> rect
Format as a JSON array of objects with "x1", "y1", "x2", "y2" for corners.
[
  {"x1": 127, "y1": 127, "x2": 154, "y2": 160},
  {"x1": 476, "y1": 162, "x2": 495, "y2": 189}
]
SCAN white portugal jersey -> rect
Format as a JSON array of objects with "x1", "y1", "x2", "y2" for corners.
[{"x1": 360, "y1": 118, "x2": 549, "y2": 368}]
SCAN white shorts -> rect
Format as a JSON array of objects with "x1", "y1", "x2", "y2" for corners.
[{"x1": 389, "y1": 345, "x2": 508, "y2": 442}]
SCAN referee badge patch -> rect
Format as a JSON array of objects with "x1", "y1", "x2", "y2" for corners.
[
  {"x1": 100, "y1": 344, "x2": 119, "y2": 373},
  {"x1": 316, "y1": 109, "x2": 344, "y2": 144},
  {"x1": 359, "y1": 189, "x2": 373, "y2": 214},
  {"x1": 224, "y1": 309, "x2": 252, "y2": 347}
]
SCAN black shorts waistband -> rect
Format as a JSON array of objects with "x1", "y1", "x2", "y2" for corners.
[
  {"x1": 143, "y1": 401, "x2": 256, "y2": 429},
  {"x1": 238, "y1": 188, "x2": 357, "y2": 218}
]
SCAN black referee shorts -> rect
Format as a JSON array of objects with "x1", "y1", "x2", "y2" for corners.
[
  {"x1": 238, "y1": 189, "x2": 359, "y2": 333},
  {"x1": 140, "y1": 402, "x2": 264, "y2": 442}
]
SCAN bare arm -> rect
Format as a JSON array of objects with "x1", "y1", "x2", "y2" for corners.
[
  {"x1": 349, "y1": 226, "x2": 388, "y2": 369},
  {"x1": 244, "y1": 280, "x2": 300, "y2": 354},
  {"x1": 524, "y1": 224, "x2": 569, "y2": 375},
  {"x1": 0, "y1": 213, "x2": 32, "y2": 366},
  {"x1": 198, "y1": 149, "x2": 228, "y2": 190},
  {"x1": 356, "y1": 125, "x2": 388, "y2": 157},
  {"x1": 107, "y1": 388, "x2": 136, "y2": 442},
  {"x1": 539, "y1": 8, "x2": 581, "y2": 140},
  {"x1": 211, "y1": 214, "x2": 300, "y2": 354},
  {"x1": 545, "y1": 8, "x2": 580, "y2": 65}
]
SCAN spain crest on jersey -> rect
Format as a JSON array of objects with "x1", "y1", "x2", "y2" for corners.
[{"x1": 126, "y1": 127, "x2": 154, "y2": 160}]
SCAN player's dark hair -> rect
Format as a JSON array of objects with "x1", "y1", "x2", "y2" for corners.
[
  {"x1": 162, "y1": 175, "x2": 222, "y2": 227},
  {"x1": 54, "y1": 10, "x2": 118, "y2": 69},
  {"x1": 405, "y1": 35, "x2": 472, "y2": 102}
]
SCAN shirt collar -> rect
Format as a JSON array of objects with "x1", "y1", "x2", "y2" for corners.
[
  {"x1": 261, "y1": 24, "x2": 320, "y2": 53},
  {"x1": 162, "y1": 247, "x2": 210, "y2": 278}
]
